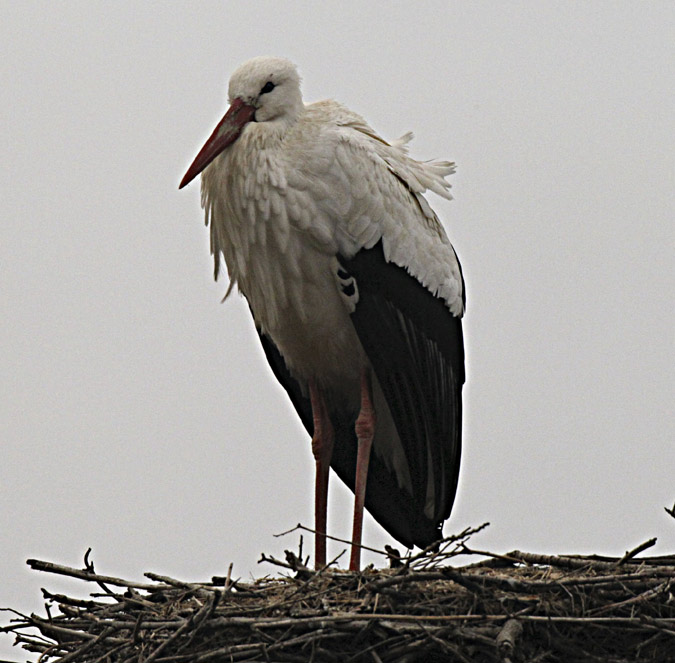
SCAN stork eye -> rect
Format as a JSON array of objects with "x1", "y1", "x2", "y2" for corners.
[{"x1": 260, "y1": 81, "x2": 275, "y2": 94}]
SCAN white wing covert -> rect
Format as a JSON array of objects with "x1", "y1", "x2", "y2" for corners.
[{"x1": 287, "y1": 100, "x2": 464, "y2": 317}]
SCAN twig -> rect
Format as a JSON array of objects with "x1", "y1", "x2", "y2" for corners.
[
  {"x1": 54, "y1": 627, "x2": 119, "y2": 663},
  {"x1": 617, "y1": 537, "x2": 657, "y2": 565},
  {"x1": 590, "y1": 578, "x2": 674, "y2": 615},
  {"x1": 26, "y1": 559, "x2": 166, "y2": 591},
  {"x1": 274, "y1": 523, "x2": 388, "y2": 558},
  {"x1": 496, "y1": 619, "x2": 522, "y2": 662}
]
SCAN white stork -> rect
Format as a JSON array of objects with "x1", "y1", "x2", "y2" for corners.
[{"x1": 180, "y1": 56, "x2": 465, "y2": 571}]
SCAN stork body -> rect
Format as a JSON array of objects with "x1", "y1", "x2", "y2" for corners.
[{"x1": 181, "y1": 57, "x2": 465, "y2": 569}]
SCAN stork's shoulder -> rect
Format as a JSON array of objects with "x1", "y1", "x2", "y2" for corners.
[
  {"x1": 301, "y1": 100, "x2": 456, "y2": 203},
  {"x1": 303, "y1": 99, "x2": 366, "y2": 126},
  {"x1": 289, "y1": 100, "x2": 465, "y2": 316}
]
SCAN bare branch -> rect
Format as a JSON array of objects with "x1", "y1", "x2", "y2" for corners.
[{"x1": 617, "y1": 537, "x2": 657, "y2": 564}]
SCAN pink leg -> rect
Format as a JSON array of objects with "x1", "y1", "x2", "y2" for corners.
[
  {"x1": 309, "y1": 379, "x2": 334, "y2": 569},
  {"x1": 349, "y1": 370, "x2": 376, "y2": 571}
]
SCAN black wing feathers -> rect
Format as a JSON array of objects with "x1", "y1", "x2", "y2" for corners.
[
  {"x1": 258, "y1": 331, "x2": 313, "y2": 432},
  {"x1": 339, "y1": 241, "x2": 464, "y2": 542}
]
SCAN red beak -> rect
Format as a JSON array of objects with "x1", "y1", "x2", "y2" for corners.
[{"x1": 179, "y1": 98, "x2": 256, "y2": 189}]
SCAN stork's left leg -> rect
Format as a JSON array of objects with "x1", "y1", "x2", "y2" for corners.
[
  {"x1": 349, "y1": 369, "x2": 376, "y2": 571},
  {"x1": 309, "y1": 379, "x2": 334, "y2": 570}
]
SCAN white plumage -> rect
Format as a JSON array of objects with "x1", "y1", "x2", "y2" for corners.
[{"x1": 181, "y1": 56, "x2": 466, "y2": 570}]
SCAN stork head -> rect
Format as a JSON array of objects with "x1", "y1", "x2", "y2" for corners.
[
  {"x1": 228, "y1": 56, "x2": 302, "y2": 123},
  {"x1": 180, "y1": 57, "x2": 302, "y2": 189}
]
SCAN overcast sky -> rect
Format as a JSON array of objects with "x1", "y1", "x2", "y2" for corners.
[{"x1": 1, "y1": 2, "x2": 673, "y2": 658}]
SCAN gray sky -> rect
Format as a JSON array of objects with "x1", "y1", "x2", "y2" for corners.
[{"x1": 1, "y1": 2, "x2": 673, "y2": 657}]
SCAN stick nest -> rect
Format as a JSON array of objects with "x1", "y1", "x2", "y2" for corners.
[{"x1": 3, "y1": 524, "x2": 675, "y2": 662}]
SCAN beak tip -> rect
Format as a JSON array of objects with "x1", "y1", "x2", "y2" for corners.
[{"x1": 179, "y1": 170, "x2": 195, "y2": 190}]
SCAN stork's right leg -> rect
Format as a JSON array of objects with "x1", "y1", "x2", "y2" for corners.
[
  {"x1": 349, "y1": 369, "x2": 376, "y2": 571},
  {"x1": 309, "y1": 379, "x2": 334, "y2": 569}
]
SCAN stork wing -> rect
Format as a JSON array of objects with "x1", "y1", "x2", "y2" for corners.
[
  {"x1": 338, "y1": 240, "x2": 465, "y2": 547},
  {"x1": 257, "y1": 240, "x2": 464, "y2": 549}
]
